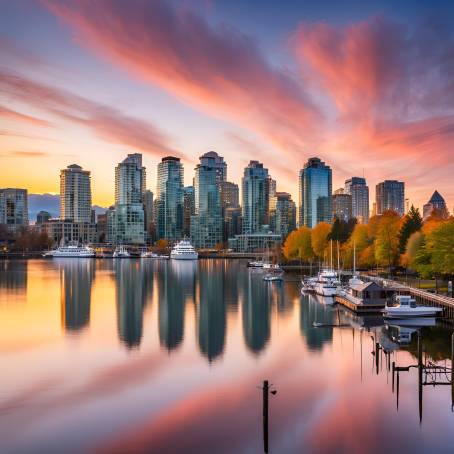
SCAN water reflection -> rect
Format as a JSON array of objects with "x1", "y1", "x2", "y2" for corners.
[
  {"x1": 0, "y1": 260, "x2": 27, "y2": 292},
  {"x1": 158, "y1": 260, "x2": 196, "y2": 351},
  {"x1": 58, "y1": 258, "x2": 94, "y2": 331},
  {"x1": 115, "y1": 260, "x2": 153, "y2": 348},
  {"x1": 299, "y1": 294, "x2": 333, "y2": 351},
  {"x1": 242, "y1": 270, "x2": 271, "y2": 354},
  {"x1": 198, "y1": 260, "x2": 226, "y2": 362}
]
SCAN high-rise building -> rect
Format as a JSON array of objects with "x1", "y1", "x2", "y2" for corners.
[
  {"x1": 242, "y1": 160, "x2": 269, "y2": 234},
  {"x1": 423, "y1": 191, "x2": 449, "y2": 220},
  {"x1": 144, "y1": 190, "x2": 154, "y2": 233},
  {"x1": 156, "y1": 156, "x2": 184, "y2": 242},
  {"x1": 199, "y1": 151, "x2": 227, "y2": 183},
  {"x1": 332, "y1": 188, "x2": 352, "y2": 222},
  {"x1": 224, "y1": 206, "x2": 242, "y2": 239},
  {"x1": 273, "y1": 192, "x2": 296, "y2": 238},
  {"x1": 190, "y1": 157, "x2": 223, "y2": 248},
  {"x1": 36, "y1": 210, "x2": 51, "y2": 225},
  {"x1": 220, "y1": 181, "x2": 239, "y2": 209},
  {"x1": 345, "y1": 177, "x2": 369, "y2": 224},
  {"x1": 0, "y1": 188, "x2": 28, "y2": 229},
  {"x1": 60, "y1": 164, "x2": 92, "y2": 222},
  {"x1": 298, "y1": 157, "x2": 332, "y2": 228},
  {"x1": 183, "y1": 186, "x2": 195, "y2": 238},
  {"x1": 375, "y1": 180, "x2": 405, "y2": 216},
  {"x1": 112, "y1": 153, "x2": 146, "y2": 244}
]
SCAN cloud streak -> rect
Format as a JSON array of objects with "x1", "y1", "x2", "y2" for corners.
[
  {"x1": 0, "y1": 105, "x2": 52, "y2": 127},
  {"x1": 45, "y1": 0, "x2": 322, "y2": 159},
  {"x1": 0, "y1": 70, "x2": 179, "y2": 158}
]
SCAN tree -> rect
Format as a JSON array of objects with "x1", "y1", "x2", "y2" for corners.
[
  {"x1": 311, "y1": 222, "x2": 331, "y2": 259},
  {"x1": 283, "y1": 226, "x2": 313, "y2": 262},
  {"x1": 398, "y1": 205, "x2": 422, "y2": 253},
  {"x1": 374, "y1": 211, "x2": 401, "y2": 272},
  {"x1": 428, "y1": 220, "x2": 454, "y2": 276},
  {"x1": 329, "y1": 217, "x2": 357, "y2": 243},
  {"x1": 405, "y1": 231, "x2": 424, "y2": 269},
  {"x1": 343, "y1": 224, "x2": 369, "y2": 269}
]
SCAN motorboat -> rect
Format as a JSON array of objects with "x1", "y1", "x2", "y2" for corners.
[
  {"x1": 263, "y1": 268, "x2": 284, "y2": 282},
  {"x1": 301, "y1": 276, "x2": 317, "y2": 293},
  {"x1": 247, "y1": 260, "x2": 264, "y2": 268},
  {"x1": 314, "y1": 269, "x2": 339, "y2": 297},
  {"x1": 140, "y1": 251, "x2": 169, "y2": 259},
  {"x1": 170, "y1": 239, "x2": 198, "y2": 260},
  {"x1": 383, "y1": 295, "x2": 443, "y2": 319},
  {"x1": 113, "y1": 245, "x2": 130, "y2": 258},
  {"x1": 45, "y1": 244, "x2": 95, "y2": 258}
]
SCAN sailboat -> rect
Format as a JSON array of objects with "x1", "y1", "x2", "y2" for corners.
[{"x1": 313, "y1": 240, "x2": 340, "y2": 297}]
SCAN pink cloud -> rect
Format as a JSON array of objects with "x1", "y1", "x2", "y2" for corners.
[
  {"x1": 0, "y1": 105, "x2": 52, "y2": 127},
  {"x1": 0, "y1": 70, "x2": 179, "y2": 158},
  {"x1": 45, "y1": 0, "x2": 322, "y2": 159}
]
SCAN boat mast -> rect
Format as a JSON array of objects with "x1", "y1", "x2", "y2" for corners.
[
  {"x1": 353, "y1": 239, "x2": 356, "y2": 276},
  {"x1": 337, "y1": 240, "x2": 340, "y2": 273},
  {"x1": 330, "y1": 239, "x2": 333, "y2": 270}
]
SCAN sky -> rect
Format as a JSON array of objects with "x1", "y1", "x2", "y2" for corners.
[{"x1": 1, "y1": 0, "x2": 453, "y2": 210}]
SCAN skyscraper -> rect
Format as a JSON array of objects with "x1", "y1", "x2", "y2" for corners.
[
  {"x1": 242, "y1": 160, "x2": 269, "y2": 234},
  {"x1": 199, "y1": 151, "x2": 227, "y2": 183},
  {"x1": 112, "y1": 153, "x2": 146, "y2": 244},
  {"x1": 144, "y1": 190, "x2": 154, "y2": 239},
  {"x1": 60, "y1": 164, "x2": 92, "y2": 222},
  {"x1": 298, "y1": 157, "x2": 332, "y2": 228},
  {"x1": 220, "y1": 181, "x2": 239, "y2": 209},
  {"x1": 345, "y1": 177, "x2": 369, "y2": 223},
  {"x1": 272, "y1": 192, "x2": 296, "y2": 238},
  {"x1": 332, "y1": 188, "x2": 352, "y2": 222},
  {"x1": 375, "y1": 180, "x2": 405, "y2": 216},
  {"x1": 190, "y1": 156, "x2": 223, "y2": 248},
  {"x1": 183, "y1": 186, "x2": 195, "y2": 238},
  {"x1": 423, "y1": 191, "x2": 449, "y2": 220},
  {"x1": 0, "y1": 188, "x2": 28, "y2": 229},
  {"x1": 156, "y1": 156, "x2": 184, "y2": 242}
]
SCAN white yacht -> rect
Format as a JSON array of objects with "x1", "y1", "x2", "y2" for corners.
[
  {"x1": 170, "y1": 239, "x2": 198, "y2": 260},
  {"x1": 247, "y1": 259, "x2": 264, "y2": 268},
  {"x1": 45, "y1": 244, "x2": 95, "y2": 258},
  {"x1": 314, "y1": 269, "x2": 339, "y2": 297},
  {"x1": 113, "y1": 245, "x2": 130, "y2": 258},
  {"x1": 141, "y1": 251, "x2": 169, "y2": 259},
  {"x1": 383, "y1": 295, "x2": 443, "y2": 319}
]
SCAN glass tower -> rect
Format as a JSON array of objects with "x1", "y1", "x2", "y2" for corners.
[
  {"x1": 0, "y1": 188, "x2": 28, "y2": 229},
  {"x1": 345, "y1": 177, "x2": 369, "y2": 223},
  {"x1": 112, "y1": 153, "x2": 146, "y2": 244},
  {"x1": 242, "y1": 161, "x2": 269, "y2": 234},
  {"x1": 156, "y1": 156, "x2": 184, "y2": 243},
  {"x1": 299, "y1": 157, "x2": 332, "y2": 228},
  {"x1": 375, "y1": 180, "x2": 405, "y2": 216},
  {"x1": 190, "y1": 156, "x2": 223, "y2": 248}
]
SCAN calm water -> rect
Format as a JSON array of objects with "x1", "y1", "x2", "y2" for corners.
[{"x1": 1, "y1": 259, "x2": 454, "y2": 454}]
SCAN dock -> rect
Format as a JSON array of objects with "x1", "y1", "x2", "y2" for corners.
[
  {"x1": 334, "y1": 293, "x2": 385, "y2": 314},
  {"x1": 361, "y1": 275, "x2": 454, "y2": 319}
]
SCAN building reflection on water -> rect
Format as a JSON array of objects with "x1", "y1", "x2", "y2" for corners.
[
  {"x1": 158, "y1": 259, "x2": 196, "y2": 351},
  {"x1": 115, "y1": 260, "x2": 153, "y2": 348},
  {"x1": 299, "y1": 294, "x2": 333, "y2": 351},
  {"x1": 197, "y1": 260, "x2": 226, "y2": 362},
  {"x1": 0, "y1": 260, "x2": 27, "y2": 292},
  {"x1": 242, "y1": 270, "x2": 271, "y2": 354},
  {"x1": 58, "y1": 258, "x2": 94, "y2": 331}
]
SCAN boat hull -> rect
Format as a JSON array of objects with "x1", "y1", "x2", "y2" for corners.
[
  {"x1": 170, "y1": 253, "x2": 198, "y2": 260},
  {"x1": 314, "y1": 286, "x2": 337, "y2": 297},
  {"x1": 52, "y1": 252, "x2": 95, "y2": 258},
  {"x1": 383, "y1": 308, "x2": 442, "y2": 318}
]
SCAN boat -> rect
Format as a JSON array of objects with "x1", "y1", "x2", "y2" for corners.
[
  {"x1": 301, "y1": 276, "x2": 317, "y2": 293},
  {"x1": 247, "y1": 260, "x2": 264, "y2": 268},
  {"x1": 263, "y1": 268, "x2": 283, "y2": 282},
  {"x1": 44, "y1": 244, "x2": 95, "y2": 258},
  {"x1": 141, "y1": 251, "x2": 169, "y2": 259},
  {"x1": 113, "y1": 245, "x2": 130, "y2": 258},
  {"x1": 314, "y1": 269, "x2": 339, "y2": 297},
  {"x1": 383, "y1": 295, "x2": 443, "y2": 319},
  {"x1": 170, "y1": 239, "x2": 198, "y2": 260}
]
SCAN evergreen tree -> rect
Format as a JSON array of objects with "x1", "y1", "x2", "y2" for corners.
[{"x1": 398, "y1": 205, "x2": 422, "y2": 253}]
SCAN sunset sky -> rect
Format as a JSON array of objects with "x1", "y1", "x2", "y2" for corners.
[{"x1": 1, "y1": 0, "x2": 453, "y2": 210}]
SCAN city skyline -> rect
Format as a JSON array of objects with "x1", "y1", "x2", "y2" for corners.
[{"x1": 1, "y1": 1, "x2": 454, "y2": 209}]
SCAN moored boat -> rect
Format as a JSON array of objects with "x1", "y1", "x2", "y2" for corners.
[
  {"x1": 170, "y1": 239, "x2": 198, "y2": 260},
  {"x1": 383, "y1": 295, "x2": 443, "y2": 319},
  {"x1": 44, "y1": 244, "x2": 95, "y2": 258},
  {"x1": 113, "y1": 245, "x2": 130, "y2": 258}
]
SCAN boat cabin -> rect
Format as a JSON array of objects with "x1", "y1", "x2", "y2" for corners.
[{"x1": 350, "y1": 281, "x2": 394, "y2": 305}]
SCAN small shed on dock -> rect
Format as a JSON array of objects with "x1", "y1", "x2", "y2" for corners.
[{"x1": 351, "y1": 282, "x2": 393, "y2": 305}]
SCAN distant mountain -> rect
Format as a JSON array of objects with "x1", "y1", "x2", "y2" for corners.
[{"x1": 28, "y1": 193, "x2": 108, "y2": 221}]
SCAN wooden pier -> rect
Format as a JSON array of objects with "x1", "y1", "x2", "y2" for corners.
[{"x1": 334, "y1": 294, "x2": 385, "y2": 314}]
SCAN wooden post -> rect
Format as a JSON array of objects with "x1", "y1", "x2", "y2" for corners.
[
  {"x1": 392, "y1": 361, "x2": 395, "y2": 392},
  {"x1": 396, "y1": 372, "x2": 400, "y2": 410},
  {"x1": 375, "y1": 342, "x2": 380, "y2": 375},
  {"x1": 418, "y1": 333, "x2": 423, "y2": 424},
  {"x1": 263, "y1": 380, "x2": 269, "y2": 453}
]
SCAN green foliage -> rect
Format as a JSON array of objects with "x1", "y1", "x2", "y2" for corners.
[
  {"x1": 398, "y1": 205, "x2": 422, "y2": 253},
  {"x1": 329, "y1": 218, "x2": 357, "y2": 243}
]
